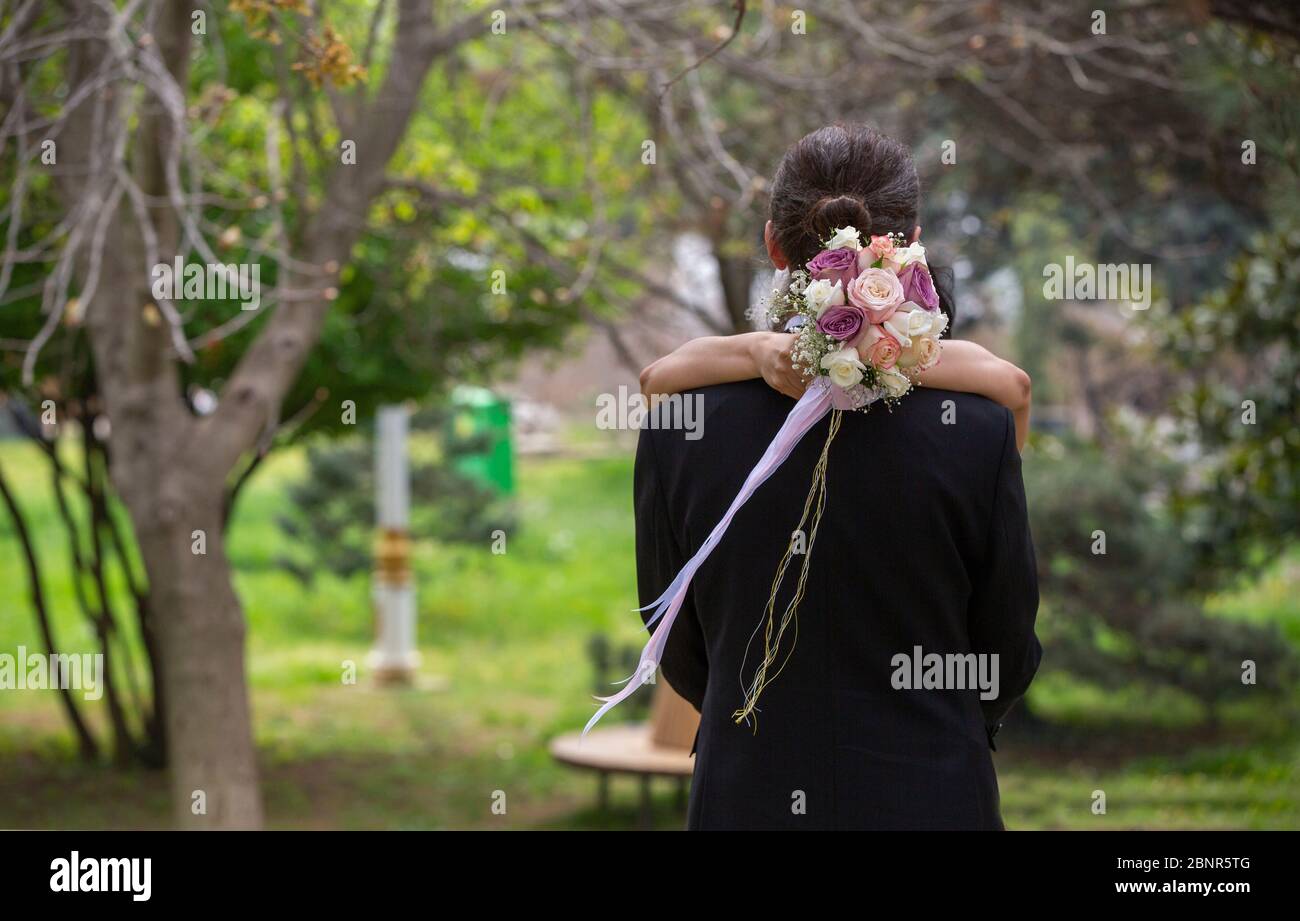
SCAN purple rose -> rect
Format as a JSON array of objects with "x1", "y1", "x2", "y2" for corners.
[
  {"x1": 806, "y1": 248, "x2": 859, "y2": 289},
  {"x1": 815, "y1": 305, "x2": 866, "y2": 341},
  {"x1": 899, "y1": 263, "x2": 939, "y2": 310}
]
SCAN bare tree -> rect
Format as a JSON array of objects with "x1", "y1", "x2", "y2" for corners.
[{"x1": 538, "y1": 0, "x2": 1283, "y2": 330}]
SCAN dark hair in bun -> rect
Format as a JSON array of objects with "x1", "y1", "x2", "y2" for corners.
[
  {"x1": 808, "y1": 194, "x2": 872, "y2": 243},
  {"x1": 769, "y1": 123, "x2": 955, "y2": 325}
]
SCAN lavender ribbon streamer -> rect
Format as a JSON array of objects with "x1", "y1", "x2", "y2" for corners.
[{"x1": 582, "y1": 380, "x2": 836, "y2": 736}]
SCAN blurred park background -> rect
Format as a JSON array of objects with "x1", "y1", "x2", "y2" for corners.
[{"x1": 1, "y1": 0, "x2": 1297, "y2": 829}]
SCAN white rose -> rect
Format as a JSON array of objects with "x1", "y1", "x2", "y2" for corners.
[
  {"x1": 881, "y1": 312, "x2": 912, "y2": 349},
  {"x1": 803, "y1": 278, "x2": 846, "y2": 316},
  {"x1": 905, "y1": 305, "x2": 939, "y2": 338},
  {"x1": 891, "y1": 302, "x2": 948, "y2": 351},
  {"x1": 877, "y1": 366, "x2": 912, "y2": 398},
  {"x1": 826, "y1": 226, "x2": 863, "y2": 251},
  {"x1": 930, "y1": 309, "x2": 949, "y2": 338},
  {"x1": 819, "y1": 346, "x2": 866, "y2": 389},
  {"x1": 885, "y1": 242, "x2": 927, "y2": 272}
]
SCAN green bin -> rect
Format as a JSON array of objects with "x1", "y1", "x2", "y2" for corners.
[{"x1": 448, "y1": 386, "x2": 514, "y2": 495}]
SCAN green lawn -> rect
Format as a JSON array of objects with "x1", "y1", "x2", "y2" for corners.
[{"x1": 1, "y1": 439, "x2": 1297, "y2": 829}]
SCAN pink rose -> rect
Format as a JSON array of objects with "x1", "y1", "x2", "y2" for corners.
[
  {"x1": 846, "y1": 267, "x2": 905, "y2": 324},
  {"x1": 805, "y1": 248, "x2": 860, "y2": 289}
]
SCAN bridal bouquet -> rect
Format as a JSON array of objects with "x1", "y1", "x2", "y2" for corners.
[
  {"x1": 584, "y1": 227, "x2": 949, "y2": 735},
  {"x1": 766, "y1": 226, "x2": 948, "y2": 410}
]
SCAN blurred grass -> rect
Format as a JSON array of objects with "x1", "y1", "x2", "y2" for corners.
[{"x1": 1, "y1": 438, "x2": 1297, "y2": 829}]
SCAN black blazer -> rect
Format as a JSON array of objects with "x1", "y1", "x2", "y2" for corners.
[{"x1": 634, "y1": 380, "x2": 1040, "y2": 830}]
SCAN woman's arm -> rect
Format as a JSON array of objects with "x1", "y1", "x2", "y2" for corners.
[
  {"x1": 916, "y1": 339, "x2": 1031, "y2": 451},
  {"x1": 641, "y1": 332, "x2": 1031, "y2": 450},
  {"x1": 640, "y1": 331, "x2": 806, "y2": 400}
]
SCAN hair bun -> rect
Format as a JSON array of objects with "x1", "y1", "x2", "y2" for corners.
[{"x1": 810, "y1": 194, "x2": 871, "y2": 239}]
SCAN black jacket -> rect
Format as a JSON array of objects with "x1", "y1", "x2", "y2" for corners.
[{"x1": 635, "y1": 380, "x2": 1040, "y2": 830}]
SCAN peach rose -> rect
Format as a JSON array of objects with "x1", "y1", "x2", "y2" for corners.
[
  {"x1": 856, "y1": 324, "x2": 901, "y2": 370},
  {"x1": 898, "y1": 335, "x2": 940, "y2": 371}
]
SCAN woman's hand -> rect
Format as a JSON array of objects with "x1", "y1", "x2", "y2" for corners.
[
  {"x1": 638, "y1": 331, "x2": 806, "y2": 401},
  {"x1": 749, "y1": 332, "x2": 807, "y2": 400}
]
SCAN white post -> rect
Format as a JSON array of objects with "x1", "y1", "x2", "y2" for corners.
[{"x1": 369, "y1": 404, "x2": 419, "y2": 683}]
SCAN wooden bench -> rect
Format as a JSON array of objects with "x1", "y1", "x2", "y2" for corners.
[{"x1": 549, "y1": 680, "x2": 699, "y2": 828}]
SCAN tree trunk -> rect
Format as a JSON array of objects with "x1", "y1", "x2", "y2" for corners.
[
  {"x1": 716, "y1": 251, "x2": 757, "y2": 333},
  {"x1": 62, "y1": 0, "x2": 266, "y2": 827},
  {"x1": 65, "y1": 0, "x2": 447, "y2": 829},
  {"x1": 88, "y1": 218, "x2": 265, "y2": 827},
  {"x1": 130, "y1": 481, "x2": 263, "y2": 829}
]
